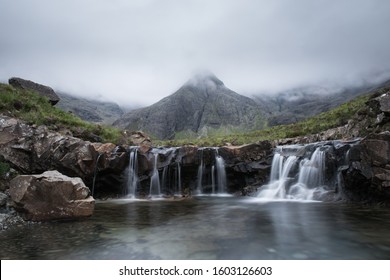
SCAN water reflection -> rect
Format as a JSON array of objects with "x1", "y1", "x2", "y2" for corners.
[{"x1": 1, "y1": 197, "x2": 390, "y2": 259}]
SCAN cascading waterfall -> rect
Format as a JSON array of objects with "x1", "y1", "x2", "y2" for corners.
[
  {"x1": 196, "y1": 149, "x2": 205, "y2": 194},
  {"x1": 161, "y1": 165, "x2": 169, "y2": 194},
  {"x1": 127, "y1": 147, "x2": 139, "y2": 198},
  {"x1": 195, "y1": 148, "x2": 228, "y2": 194},
  {"x1": 176, "y1": 161, "x2": 182, "y2": 194},
  {"x1": 149, "y1": 152, "x2": 161, "y2": 197},
  {"x1": 211, "y1": 165, "x2": 216, "y2": 194},
  {"x1": 215, "y1": 154, "x2": 227, "y2": 193},
  {"x1": 91, "y1": 153, "x2": 103, "y2": 197},
  {"x1": 258, "y1": 145, "x2": 327, "y2": 200}
]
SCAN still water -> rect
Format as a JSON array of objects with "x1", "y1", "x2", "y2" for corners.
[{"x1": 1, "y1": 196, "x2": 390, "y2": 259}]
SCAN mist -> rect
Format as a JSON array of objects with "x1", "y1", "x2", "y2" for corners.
[{"x1": 1, "y1": 0, "x2": 390, "y2": 106}]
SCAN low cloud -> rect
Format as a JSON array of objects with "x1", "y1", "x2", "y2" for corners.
[{"x1": 1, "y1": 0, "x2": 389, "y2": 105}]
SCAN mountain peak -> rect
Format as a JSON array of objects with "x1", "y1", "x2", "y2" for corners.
[
  {"x1": 113, "y1": 72, "x2": 266, "y2": 139},
  {"x1": 185, "y1": 71, "x2": 224, "y2": 88}
]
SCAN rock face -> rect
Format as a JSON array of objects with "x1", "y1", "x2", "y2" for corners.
[
  {"x1": 340, "y1": 132, "x2": 390, "y2": 202},
  {"x1": 9, "y1": 171, "x2": 94, "y2": 221},
  {"x1": 8, "y1": 77, "x2": 60, "y2": 105},
  {"x1": 0, "y1": 115, "x2": 128, "y2": 196},
  {"x1": 122, "y1": 142, "x2": 274, "y2": 197},
  {"x1": 56, "y1": 91, "x2": 124, "y2": 124},
  {"x1": 113, "y1": 72, "x2": 266, "y2": 140}
]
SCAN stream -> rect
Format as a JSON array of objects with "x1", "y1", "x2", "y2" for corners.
[{"x1": 1, "y1": 196, "x2": 390, "y2": 259}]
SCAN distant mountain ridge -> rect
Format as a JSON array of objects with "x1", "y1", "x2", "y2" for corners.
[
  {"x1": 252, "y1": 78, "x2": 390, "y2": 126},
  {"x1": 56, "y1": 92, "x2": 124, "y2": 125},
  {"x1": 113, "y1": 73, "x2": 390, "y2": 140},
  {"x1": 113, "y1": 73, "x2": 267, "y2": 139}
]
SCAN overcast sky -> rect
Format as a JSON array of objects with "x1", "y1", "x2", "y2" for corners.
[{"x1": 1, "y1": 0, "x2": 390, "y2": 106}]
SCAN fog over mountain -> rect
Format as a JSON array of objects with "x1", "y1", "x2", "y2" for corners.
[
  {"x1": 113, "y1": 72, "x2": 267, "y2": 139},
  {"x1": 1, "y1": 0, "x2": 390, "y2": 106}
]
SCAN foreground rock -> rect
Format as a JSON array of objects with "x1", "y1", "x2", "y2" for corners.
[
  {"x1": 8, "y1": 77, "x2": 60, "y2": 105},
  {"x1": 9, "y1": 171, "x2": 94, "y2": 221},
  {"x1": 0, "y1": 115, "x2": 128, "y2": 195},
  {"x1": 341, "y1": 132, "x2": 390, "y2": 202}
]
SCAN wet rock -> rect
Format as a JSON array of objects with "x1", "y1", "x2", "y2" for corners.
[
  {"x1": 341, "y1": 132, "x2": 390, "y2": 202},
  {"x1": 0, "y1": 115, "x2": 129, "y2": 196},
  {"x1": 9, "y1": 171, "x2": 95, "y2": 221},
  {"x1": 8, "y1": 77, "x2": 60, "y2": 105},
  {"x1": 123, "y1": 131, "x2": 152, "y2": 154},
  {"x1": 363, "y1": 132, "x2": 390, "y2": 166},
  {"x1": 0, "y1": 192, "x2": 8, "y2": 207},
  {"x1": 0, "y1": 212, "x2": 26, "y2": 230}
]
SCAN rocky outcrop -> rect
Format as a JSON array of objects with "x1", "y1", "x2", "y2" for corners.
[
  {"x1": 124, "y1": 142, "x2": 274, "y2": 196},
  {"x1": 9, "y1": 171, "x2": 94, "y2": 221},
  {"x1": 0, "y1": 115, "x2": 128, "y2": 196},
  {"x1": 8, "y1": 77, "x2": 60, "y2": 105},
  {"x1": 124, "y1": 131, "x2": 152, "y2": 153},
  {"x1": 340, "y1": 132, "x2": 390, "y2": 202},
  {"x1": 220, "y1": 142, "x2": 274, "y2": 191}
]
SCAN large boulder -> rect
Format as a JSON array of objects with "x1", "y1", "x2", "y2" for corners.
[
  {"x1": 341, "y1": 132, "x2": 390, "y2": 202},
  {"x1": 0, "y1": 115, "x2": 129, "y2": 196},
  {"x1": 9, "y1": 170, "x2": 94, "y2": 221},
  {"x1": 8, "y1": 77, "x2": 60, "y2": 105}
]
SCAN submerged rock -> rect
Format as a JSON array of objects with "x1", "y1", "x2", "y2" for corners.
[{"x1": 9, "y1": 170, "x2": 94, "y2": 221}]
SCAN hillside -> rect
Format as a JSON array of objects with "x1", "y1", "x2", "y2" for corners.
[
  {"x1": 56, "y1": 92, "x2": 124, "y2": 124},
  {"x1": 252, "y1": 81, "x2": 390, "y2": 126},
  {"x1": 113, "y1": 73, "x2": 267, "y2": 140},
  {"x1": 157, "y1": 83, "x2": 390, "y2": 147},
  {"x1": 0, "y1": 83, "x2": 121, "y2": 143}
]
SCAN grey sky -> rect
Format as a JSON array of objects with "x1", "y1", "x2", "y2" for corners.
[{"x1": 1, "y1": 0, "x2": 390, "y2": 106}]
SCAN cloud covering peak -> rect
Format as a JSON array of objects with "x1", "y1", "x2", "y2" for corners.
[{"x1": 1, "y1": 0, "x2": 390, "y2": 105}]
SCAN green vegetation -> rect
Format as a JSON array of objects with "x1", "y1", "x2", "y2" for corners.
[
  {"x1": 0, "y1": 83, "x2": 122, "y2": 143},
  {"x1": 0, "y1": 82, "x2": 371, "y2": 147},
  {"x1": 156, "y1": 93, "x2": 370, "y2": 147},
  {"x1": 0, "y1": 160, "x2": 10, "y2": 177}
]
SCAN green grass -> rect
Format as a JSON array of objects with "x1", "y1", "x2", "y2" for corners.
[
  {"x1": 0, "y1": 83, "x2": 122, "y2": 143},
  {"x1": 0, "y1": 160, "x2": 10, "y2": 177},
  {"x1": 1, "y1": 82, "x2": 372, "y2": 147},
  {"x1": 155, "y1": 93, "x2": 370, "y2": 147}
]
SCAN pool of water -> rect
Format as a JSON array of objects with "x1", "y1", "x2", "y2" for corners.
[{"x1": 1, "y1": 196, "x2": 390, "y2": 259}]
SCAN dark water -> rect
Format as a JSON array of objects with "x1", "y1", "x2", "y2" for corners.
[{"x1": 1, "y1": 196, "x2": 390, "y2": 259}]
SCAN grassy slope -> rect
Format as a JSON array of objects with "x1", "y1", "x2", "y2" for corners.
[
  {"x1": 0, "y1": 82, "x2": 371, "y2": 147},
  {"x1": 0, "y1": 83, "x2": 122, "y2": 143},
  {"x1": 156, "y1": 93, "x2": 370, "y2": 147}
]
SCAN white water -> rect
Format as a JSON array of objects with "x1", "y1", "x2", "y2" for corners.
[
  {"x1": 196, "y1": 149, "x2": 205, "y2": 194},
  {"x1": 91, "y1": 153, "x2": 103, "y2": 197},
  {"x1": 211, "y1": 165, "x2": 216, "y2": 194},
  {"x1": 176, "y1": 162, "x2": 182, "y2": 194},
  {"x1": 127, "y1": 148, "x2": 139, "y2": 198},
  {"x1": 149, "y1": 152, "x2": 161, "y2": 197},
  {"x1": 215, "y1": 155, "x2": 227, "y2": 193},
  {"x1": 258, "y1": 146, "x2": 327, "y2": 200},
  {"x1": 195, "y1": 148, "x2": 228, "y2": 195},
  {"x1": 161, "y1": 166, "x2": 169, "y2": 194}
]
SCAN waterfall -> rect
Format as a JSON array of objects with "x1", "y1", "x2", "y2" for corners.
[
  {"x1": 196, "y1": 148, "x2": 227, "y2": 195},
  {"x1": 196, "y1": 149, "x2": 205, "y2": 194},
  {"x1": 91, "y1": 153, "x2": 103, "y2": 197},
  {"x1": 149, "y1": 152, "x2": 161, "y2": 197},
  {"x1": 177, "y1": 161, "x2": 182, "y2": 194},
  {"x1": 161, "y1": 166, "x2": 169, "y2": 194},
  {"x1": 258, "y1": 145, "x2": 326, "y2": 200},
  {"x1": 127, "y1": 148, "x2": 139, "y2": 198},
  {"x1": 211, "y1": 165, "x2": 216, "y2": 194},
  {"x1": 215, "y1": 154, "x2": 227, "y2": 193}
]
